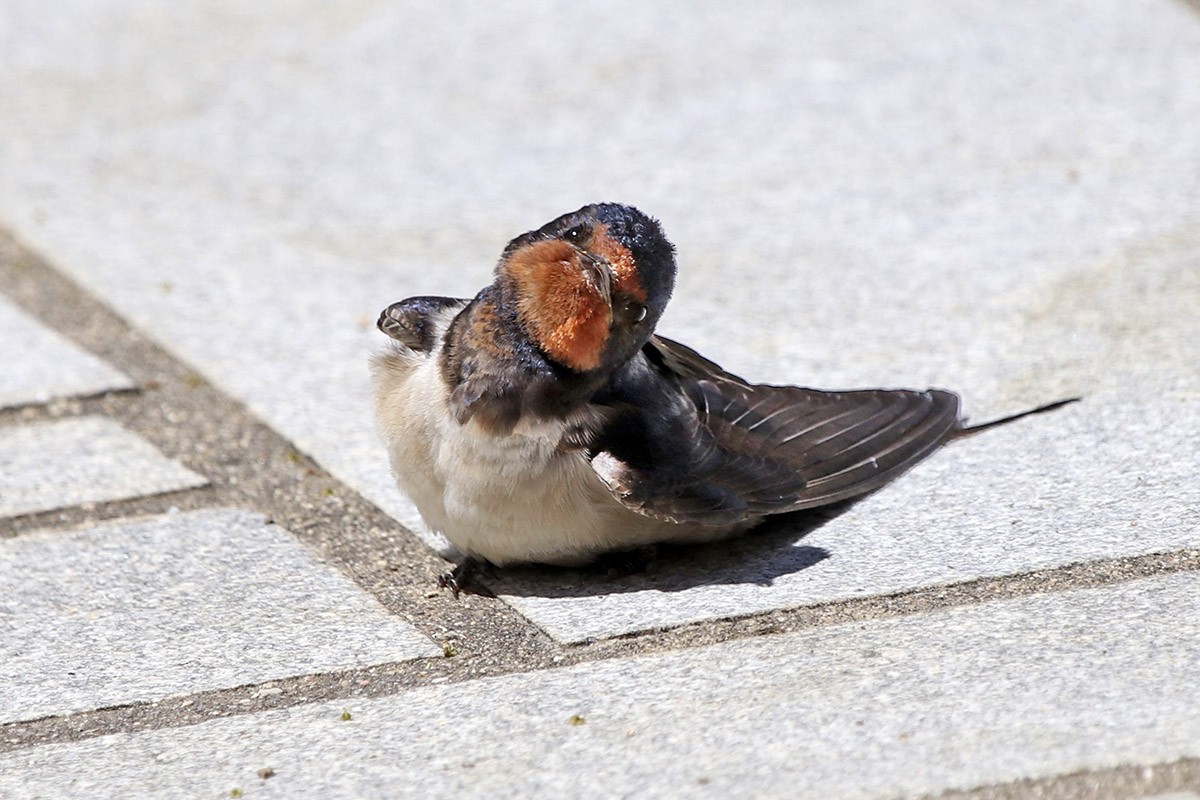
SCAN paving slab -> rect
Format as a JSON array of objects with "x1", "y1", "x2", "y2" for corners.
[
  {"x1": 498, "y1": 392, "x2": 1200, "y2": 641},
  {"x1": 3, "y1": 571, "x2": 1200, "y2": 798},
  {"x1": 1, "y1": 0, "x2": 1198, "y2": 614},
  {"x1": 0, "y1": 294, "x2": 133, "y2": 409},
  {"x1": 0, "y1": 509, "x2": 441, "y2": 724},
  {"x1": 0, "y1": 416, "x2": 208, "y2": 518}
]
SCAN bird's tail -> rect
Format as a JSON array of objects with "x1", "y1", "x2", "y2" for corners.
[{"x1": 953, "y1": 397, "x2": 1081, "y2": 439}]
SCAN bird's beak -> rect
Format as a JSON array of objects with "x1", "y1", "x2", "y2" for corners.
[{"x1": 579, "y1": 251, "x2": 613, "y2": 308}]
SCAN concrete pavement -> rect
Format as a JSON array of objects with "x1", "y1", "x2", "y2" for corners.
[{"x1": 2, "y1": 0, "x2": 1199, "y2": 797}]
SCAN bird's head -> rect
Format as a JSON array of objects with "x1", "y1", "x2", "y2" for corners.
[{"x1": 495, "y1": 203, "x2": 676, "y2": 373}]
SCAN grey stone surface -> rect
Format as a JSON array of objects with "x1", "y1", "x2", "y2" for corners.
[
  {"x1": 0, "y1": 295, "x2": 133, "y2": 409},
  {"x1": 0, "y1": 509, "x2": 440, "y2": 724},
  {"x1": 1, "y1": 1, "x2": 1198, "y2": 625},
  {"x1": 499, "y1": 391, "x2": 1200, "y2": 641},
  {"x1": 3, "y1": 572, "x2": 1200, "y2": 799},
  {"x1": 0, "y1": 416, "x2": 208, "y2": 518}
]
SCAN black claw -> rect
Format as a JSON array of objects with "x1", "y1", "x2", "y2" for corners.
[
  {"x1": 437, "y1": 558, "x2": 493, "y2": 598},
  {"x1": 435, "y1": 571, "x2": 459, "y2": 598}
]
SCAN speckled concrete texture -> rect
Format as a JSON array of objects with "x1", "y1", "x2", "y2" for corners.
[
  {"x1": 3, "y1": 572, "x2": 1200, "y2": 799},
  {"x1": 0, "y1": 416, "x2": 207, "y2": 518},
  {"x1": 0, "y1": 295, "x2": 133, "y2": 409},
  {"x1": 0, "y1": 509, "x2": 440, "y2": 724}
]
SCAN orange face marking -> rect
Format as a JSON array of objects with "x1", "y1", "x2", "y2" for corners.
[
  {"x1": 589, "y1": 225, "x2": 645, "y2": 303},
  {"x1": 503, "y1": 239, "x2": 613, "y2": 372}
]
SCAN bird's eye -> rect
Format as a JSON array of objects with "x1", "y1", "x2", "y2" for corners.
[
  {"x1": 633, "y1": 305, "x2": 648, "y2": 323},
  {"x1": 563, "y1": 224, "x2": 590, "y2": 244}
]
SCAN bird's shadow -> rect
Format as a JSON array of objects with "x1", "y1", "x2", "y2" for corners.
[{"x1": 492, "y1": 498, "x2": 862, "y2": 600}]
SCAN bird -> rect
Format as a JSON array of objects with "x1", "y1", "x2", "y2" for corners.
[{"x1": 371, "y1": 203, "x2": 1073, "y2": 595}]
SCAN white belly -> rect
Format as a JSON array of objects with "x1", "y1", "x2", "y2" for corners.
[{"x1": 371, "y1": 345, "x2": 695, "y2": 566}]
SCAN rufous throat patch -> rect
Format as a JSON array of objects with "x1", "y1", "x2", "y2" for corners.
[{"x1": 504, "y1": 239, "x2": 613, "y2": 372}]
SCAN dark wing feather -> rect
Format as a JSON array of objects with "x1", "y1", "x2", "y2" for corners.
[
  {"x1": 378, "y1": 296, "x2": 469, "y2": 351},
  {"x1": 689, "y1": 378, "x2": 960, "y2": 510},
  {"x1": 642, "y1": 335, "x2": 752, "y2": 389},
  {"x1": 588, "y1": 337, "x2": 961, "y2": 525}
]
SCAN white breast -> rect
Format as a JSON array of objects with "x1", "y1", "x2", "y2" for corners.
[{"x1": 371, "y1": 340, "x2": 692, "y2": 566}]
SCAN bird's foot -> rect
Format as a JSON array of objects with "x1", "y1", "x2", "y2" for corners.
[{"x1": 437, "y1": 558, "x2": 493, "y2": 598}]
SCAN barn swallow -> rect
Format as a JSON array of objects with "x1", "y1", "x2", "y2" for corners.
[{"x1": 371, "y1": 203, "x2": 1073, "y2": 595}]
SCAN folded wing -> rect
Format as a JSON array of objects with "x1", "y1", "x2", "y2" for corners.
[{"x1": 589, "y1": 336, "x2": 961, "y2": 525}]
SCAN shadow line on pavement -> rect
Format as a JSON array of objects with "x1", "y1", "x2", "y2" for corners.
[{"x1": 492, "y1": 500, "x2": 863, "y2": 599}]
